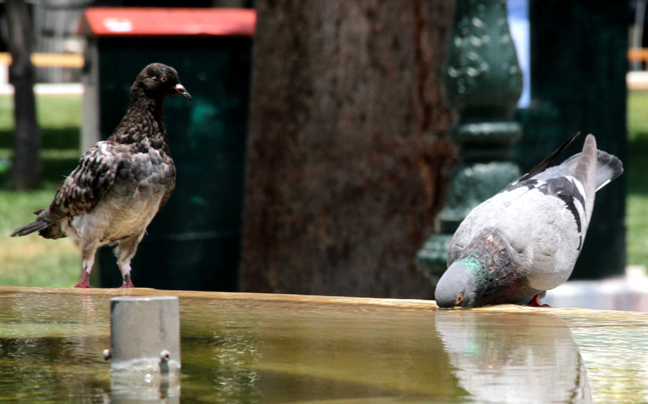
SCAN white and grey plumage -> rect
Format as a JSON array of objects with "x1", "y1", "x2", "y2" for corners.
[
  {"x1": 11, "y1": 63, "x2": 191, "y2": 288},
  {"x1": 435, "y1": 133, "x2": 623, "y2": 308}
]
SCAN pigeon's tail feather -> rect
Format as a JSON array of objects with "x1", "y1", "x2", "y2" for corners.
[
  {"x1": 11, "y1": 220, "x2": 50, "y2": 237},
  {"x1": 593, "y1": 150, "x2": 623, "y2": 192},
  {"x1": 572, "y1": 135, "x2": 598, "y2": 218},
  {"x1": 574, "y1": 135, "x2": 598, "y2": 189},
  {"x1": 559, "y1": 137, "x2": 624, "y2": 192},
  {"x1": 10, "y1": 208, "x2": 63, "y2": 238}
]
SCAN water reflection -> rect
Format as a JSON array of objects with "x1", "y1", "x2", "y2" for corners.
[
  {"x1": 0, "y1": 291, "x2": 112, "y2": 403},
  {"x1": 179, "y1": 298, "x2": 465, "y2": 402},
  {"x1": 110, "y1": 374, "x2": 180, "y2": 404},
  {"x1": 436, "y1": 310, "x2": 592, "y2": 404}
]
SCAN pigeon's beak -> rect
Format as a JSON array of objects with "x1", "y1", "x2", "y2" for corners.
[{"x1": 174, "y1": 83, "x2": 191, "y2": 101}]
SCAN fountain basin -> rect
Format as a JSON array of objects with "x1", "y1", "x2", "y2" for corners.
[{"x1": 0, "y1": 287, "x2": 646, "y2": 403}]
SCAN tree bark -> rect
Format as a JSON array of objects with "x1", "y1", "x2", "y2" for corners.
[
  {"x1": 241, "y1": 0, "x2": 456, "y2": 298},
  {"x1": 7, "y1": 0, "x2": 41, "y2": 190}
]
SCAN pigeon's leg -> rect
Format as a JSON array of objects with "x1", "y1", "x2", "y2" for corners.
[
  {"x1": 74, "y1": 244, "x2": 98, "y2": 288},
  {"x1": 118, "y1": 264, "x2": 135, "y2": 289},
  {"x1": 528, "y1": 294, "x2": 550, "y2": 308},
  {"x1": 115, "y1": 236, "x2": 142, "y2": 288},
  {"x1": 116, "y1": 258, "x2": 135, "y2": 289}
]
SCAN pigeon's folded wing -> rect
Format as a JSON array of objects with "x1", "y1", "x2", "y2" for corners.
[
  {"x1": 11, "y1": 142, "x2": 120, "y2": 239},
  {"x1": 50, "y1": 142, "x2": 120, "y2": 218}
]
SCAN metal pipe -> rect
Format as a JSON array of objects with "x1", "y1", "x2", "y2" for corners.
[{"x1": 105, "y1": 296, "x2": 181, "y2": 376}]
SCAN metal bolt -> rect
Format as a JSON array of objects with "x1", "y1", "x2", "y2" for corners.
[{"x1": 159, "y1": 350, "x2": 171, "y2": 363}]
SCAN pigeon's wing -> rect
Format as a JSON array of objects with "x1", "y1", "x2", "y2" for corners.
[
  {"x1": 49, "y1": 141, "x2": 120, "y2": 218},
  {"x1": 513, "y1": 179, "x2": 585, "y2": 290},
  {"x1": 504, "y1": 132, "x2": 580, "y2": 191},
  {"x1": 11, "y1": 142, "x2": 120, "y2": 239},
  {"x1": 157, "y1": 167, "x2": 176, "y2": 213},
  {"x1": 530, "y1": 134, "x2": 622, "y2": 226},
  {"x1": 511, "y1": 138, "x2": 600, "y2": 290}
]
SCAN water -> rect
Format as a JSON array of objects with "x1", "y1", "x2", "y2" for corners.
[{"x1": 0, "y1": 288, "x2": 646, "y2": 403}]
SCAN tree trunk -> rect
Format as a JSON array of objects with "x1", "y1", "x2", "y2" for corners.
[
  {"x1": 7, "y1": 0, "x2": 41, "y2": 190},
  {"x1": 241, "y1": 0, "x2": 456, "y2": 298}
]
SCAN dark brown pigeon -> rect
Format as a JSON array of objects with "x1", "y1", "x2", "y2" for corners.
[{"x1": 11, "y1": 63, "x2": 191, "y2": 288}]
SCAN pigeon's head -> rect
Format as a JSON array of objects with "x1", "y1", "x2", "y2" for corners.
[
  {"x1": 436, "y1": 229, "x2": 518, "y2": 308},
  {"x1": 136, "y1": 63, "x2": 192, "y2": 101},
  {"x1": 435, "y1": 257, "x2": 480, "y2": 308}
]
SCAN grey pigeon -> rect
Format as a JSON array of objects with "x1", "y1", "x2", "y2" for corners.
[
  {"x1": 11, "y1": 63, "x2": 191, "y2": 288},
  {"x1": 435, "y1": 133, "x2": 623, "y2": 308}
]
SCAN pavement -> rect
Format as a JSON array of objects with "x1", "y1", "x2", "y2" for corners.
[
  {"x1": 545, "y1": 266, "x2": 648, "y2": 311},
  {"x1": 628, "y1": 70, "x2": 648, "y2": 91},
  {"x1": 0, "y1": 83, "x2": 83, "y2": 95}
]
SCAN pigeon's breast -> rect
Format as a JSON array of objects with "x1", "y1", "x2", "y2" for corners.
[{"x1": 116, "y1": 139, "x2": 175, "y2": 191}]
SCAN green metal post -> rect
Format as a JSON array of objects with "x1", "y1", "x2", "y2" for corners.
[{"x1": 417, "y1": 0, "x2": 523, "y2": 281}]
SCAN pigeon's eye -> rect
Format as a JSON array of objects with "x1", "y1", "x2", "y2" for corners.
[
  {"x1": 160, "y1": 75, "x2": 168, "y2": 83},
  {"x1": 455, "y1": 294, "x2": 463, "y2": 305}
]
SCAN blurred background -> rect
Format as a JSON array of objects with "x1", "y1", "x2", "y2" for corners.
[{"x1": 0, "y1": 0, "x2": 641, "y2": 303}]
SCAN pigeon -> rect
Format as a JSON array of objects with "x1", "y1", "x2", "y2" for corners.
[
  {"x1": 435, "y1": 133, "x2": 623, "y2": 308},
  {"x1": 11, "y1": 63, "x2": 191, "y2": 288}
]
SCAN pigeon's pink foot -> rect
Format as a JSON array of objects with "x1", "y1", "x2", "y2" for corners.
[
  {"x1": 528, "y1": 294, "x2": 550, "y2": 307},
  {"x1": 74, "y1": 272, "x2": 93, "y2": 288},
  {"x1": 119, "y1": 274, "x2": 135, "y2": 289}
]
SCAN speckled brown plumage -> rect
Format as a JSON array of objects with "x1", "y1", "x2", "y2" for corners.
[{"x1": 11, "y1": 63, "x2": 191, "y2": 288}]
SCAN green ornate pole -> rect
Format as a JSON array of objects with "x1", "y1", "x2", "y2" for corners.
[{"x1": 417, "y1": 0, "x2": 523, "y2": 281}]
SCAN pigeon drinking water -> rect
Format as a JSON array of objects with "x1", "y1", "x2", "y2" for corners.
[
  {"x1": 11, "y1": 63, "x2": 191, "y2": 288},
  {"x1": 435, "y1": 133, "x2": 623, "y2": 308}
]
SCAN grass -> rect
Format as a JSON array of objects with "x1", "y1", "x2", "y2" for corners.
[
  {"x1": 0, "y1": 190, "x2": 80, "y2": 286},
  {"x1": 626, "y1": 91, "x2": 648, "y2": 267},
  {"x1": 1, "y1": 91, "x2": 648, "y2": 287},
  {"x1": 0, "y1": 94, "x2": 82, "y2": 287},
  {"x1": 0, "y1": 94, "x2": 80, "y2": 149}
]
